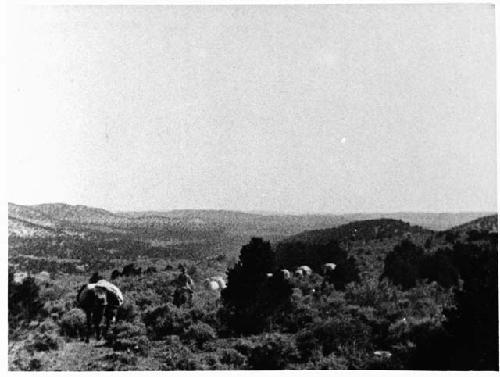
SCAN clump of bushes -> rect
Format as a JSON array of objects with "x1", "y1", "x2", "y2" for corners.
[
  {"x1": 161, "y1": 336, "x2": 197, "y2": 370},
  {"x1": 101, "y1": 351, "x2": 139, "y2": 370},
  {"x1": 117, "y1": 302, "x2": 138, "y2": 322},
  {"x1": 295, "y1": 315, "x2": 373, "y2": 368},
  {"x1": 10, "y1": 346, "x2": 32, "y2": 371},
  {"x1": 38, "y1": 319, "x2": 59, "y2": 334},
  {"x1": 218, "y1": 348, "x2": 247, "y2": 369},
  {"x1": 182, "y1": 322, "x2": 217, "y2": 348},
  {"x1": 28, "y1": 358, "x2": 42, "y2": 371},
  {"x1": 160, "y1": 336, "x2": 239, "y2": 370},
  {"x1": 25, "y1": 331, "x2": 63, "y2": 353},
  {"x1": 241, "y1": 333, "x2": 299, "y2": 370},
  {"x1": 60, "y1": 308, "x2": 86, "y2": 338},
  {"x1": 310, "y1": 353, "x2": 348, "y2": 370},
  {"x1": 174, "y1": 352, "x2": 224, "y2": 370},
  {"x1": 43, "y1": 300, "x2": 67, "y2": 320},
  {"x1": 108, "y1": 321, "x2": 149, "y2": 356},
  {"x1": 143, "y1": 303, "x2": 189, "y2": 340}
]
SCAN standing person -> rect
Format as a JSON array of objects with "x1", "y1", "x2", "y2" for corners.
[{"x1": 173, "y1": 265, "x2": 194, "y2": 307}]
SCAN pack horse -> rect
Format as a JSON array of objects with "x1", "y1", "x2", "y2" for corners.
[{"x1": 76, "y1": 280, "x2": 124, "y2": 342}]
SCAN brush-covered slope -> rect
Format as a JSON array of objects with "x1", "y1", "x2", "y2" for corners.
[
  {"x1": 450, "y1": 214, "x2": 498, "y2": 233},
  {"x1": 283, "y1": 218, "x2": 432, "y2": 245}
]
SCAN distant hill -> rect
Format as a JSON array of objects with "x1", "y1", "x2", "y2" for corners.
[
  {"x1": 121, "y1": 209, "x2": 347, "y2": 227},
  {"x1": 282, "y1": 218, "x2": 431, "y2": 245},
  {"x1": 8, "y1": 202, "x2": 494, "y2": 243},
  {"x1": 450, "y1": 214, "x2": 498, "y2": 233},
  {"x1": 29, "y1": 203, "x2": 126, "y2": 224},
  {"x1": 337, "y1": 212, "x2": 495, "y2": 231},
  {"x1": 121, "y1": 209, "x2": 269, "y2": 226},
  {"x1": 9, "y1": 203, "x2": 57, "y2": 228}
]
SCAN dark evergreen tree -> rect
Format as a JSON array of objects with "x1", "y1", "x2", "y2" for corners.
[
  {"x1": 382, "y1": 239, "x2": 424, "y2": 289},
  {"x1": 420, "y1": 248, "x2": 459, "y2": 288},
  {"x1": 411, "y1": 240, "x2": 498, "y2": 370},
  {"x1": 221, "y1": 238, "x2": 292, "y2": 335},
  {"x1": 8, "y1": 276, "x2": 45, "y2": 326},
  {"x1": 443, "y1": 242, "x2": 498, "y2": 370}
]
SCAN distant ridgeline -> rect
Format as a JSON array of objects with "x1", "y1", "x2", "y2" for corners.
[
  {"x1": 282, "y1": 219, "x2": 431, "y2": 245},
  {"x1": 8, "y1": 202, "x2": 495, "y2": 240}
]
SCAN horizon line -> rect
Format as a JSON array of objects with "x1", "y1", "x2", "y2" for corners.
[{"x1": 8, "y1": 201, "x2": 498, "y2": 217}]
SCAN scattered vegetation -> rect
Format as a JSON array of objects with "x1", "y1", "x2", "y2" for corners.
[{"x1": 8, "y1": 212, "x2": 498, "y2": 370}]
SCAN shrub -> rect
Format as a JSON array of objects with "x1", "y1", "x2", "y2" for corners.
[
  {"x1": 345, "y1": 278, "x2": 401, "y2": 308},
  {"x1": 174, "y1": 356, "x2": 206, "y2": 370},
  {"x1": 116, "y1": 352, "x2": 138, "y2": 367},
  {"x1": 183, "y1": 322, "x2": 217, "y2": 348},
  {"x1": 247, "y1": 333, "x2": 299, "y2": 370},
  {"x1": 28, "y1": 358, "x2": 42, "y2": 371},
  {"x1": 161, "y1": 338, "x2": 197, "y2": 370},
  {"x1": 40, "y1": 287, "x2": 61, "y2": 302},
  {"x1": 313, "y1": 353, "x2": 348, "y2": 369},
  {"x1": 173, "y1": 352, "x2": 224, "y2": 370},
  {"x1": 298, "y1": 316, "x2": 373, "y2": 361},
  {"x1": 143, "y1": 303, "x2": 189, "y2": 340},
  {"x1": 60, "y1": 308, "x2": 86, "y2": 338},
  {"x1": 109, "y1": 321, "x2": 149, "y2": 356},
  {"x1": 26, "y1": 332, "x2": 63, "y2": 352},
  {"x1": 38, "y1": 319, "x2": 59, "y2": 334},
  {"x1": 296, "y1": 328, "x2": 323, "y2": 362},
  {"x1": 219, "y1": 348, "x2": 247, "y2": 369},
  {"x1": 102, "y1": 351, "x2": 139, "y2": 369},
  {"x1": 43, "y1": 300, "x2": 66, "y2": 318},
  {"x1": 189, "y1": 296, "x2": 218, "y2": 327},
  {"x1": 117, "y1": 302, "x2": 137, "y2": 322}
]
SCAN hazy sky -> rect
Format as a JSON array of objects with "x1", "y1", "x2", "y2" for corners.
[{"x1": 6, "y1": 5, "x2": 497, "y2": 213}]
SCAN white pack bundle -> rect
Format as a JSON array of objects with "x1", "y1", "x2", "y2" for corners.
[{"x1": 96, "y1": 279, "x2": 124, "y2": 306}]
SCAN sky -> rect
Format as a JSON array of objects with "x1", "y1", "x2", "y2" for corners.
[{"x1": 5, "y1": 4, "x2": 497, "y2": 213}]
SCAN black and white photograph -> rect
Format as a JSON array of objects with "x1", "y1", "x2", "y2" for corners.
[{"x1": 4, "y1": 3, "x2": 498, "y2": 371}]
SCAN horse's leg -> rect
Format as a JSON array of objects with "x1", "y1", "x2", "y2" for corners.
[
  {"x1": 85, "y1": 312, "x2": 91, "y2": 343},
  {"x1": 103, "y1": 307, "x2": 112, "y2": 338},
  {"x1": 94, "y1": 310, "x2": 103, "y2": 340},
  {"x1": 79, "y1": 323, "x2": 84, "y2": 341}
]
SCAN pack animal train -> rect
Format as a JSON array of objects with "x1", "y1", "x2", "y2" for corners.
[{"x1": 73, "y1": 261, "x2": 338, "y2": 342}]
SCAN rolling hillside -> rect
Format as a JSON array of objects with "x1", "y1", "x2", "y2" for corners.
[
  {"x1": 8, "y1": 202, "x2": 494, "y2": 245},
  {"x1": 450, "y1": 214, "x2": 498, "y2": 233},
  {"x1": 283, "y1": 218, "x2": 432, "y2": 245}
]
